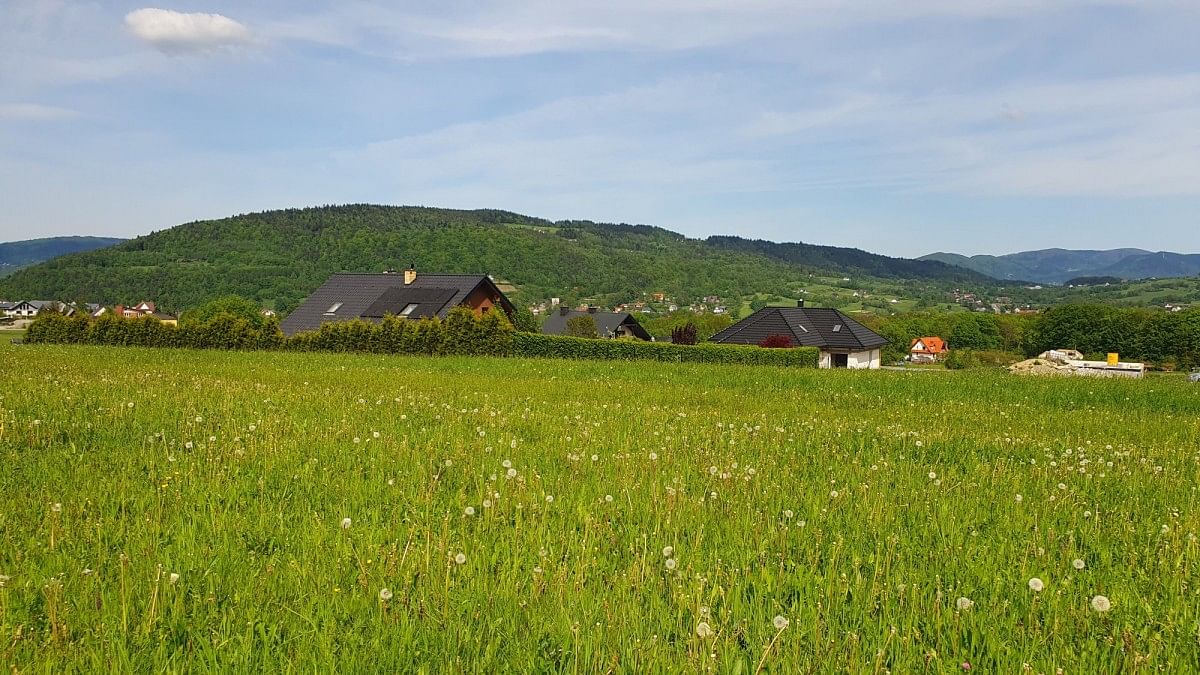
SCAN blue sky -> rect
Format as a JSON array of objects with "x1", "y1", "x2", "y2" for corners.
[{"x1": 2, "y1": 1, "x2": 1198, "y2": 257}]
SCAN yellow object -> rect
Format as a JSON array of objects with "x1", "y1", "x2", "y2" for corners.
[{"x1": 1107, "y1": 352, "x2": 1119, "y2": 366}]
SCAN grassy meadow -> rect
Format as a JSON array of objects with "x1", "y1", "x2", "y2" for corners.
[{"x1": 1, "y1": 341, "x2": 1198, "y2": 672}]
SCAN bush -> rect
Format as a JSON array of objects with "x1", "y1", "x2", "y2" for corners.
[
  {"x1": 25, "y1": 309, "x2": 818, "y2": 368},
  {"x1": 512, "y1": 333, "x2": 818, "y2": 367},
  {"x1": 758, "y1": 335, "x2": 793, "y2": 348},
  {"x1": 670, "y1": 322, "x2": 698, "y2": 345}
]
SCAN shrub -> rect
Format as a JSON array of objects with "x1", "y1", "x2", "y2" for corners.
[
  {"x1": 565, "y1": 315, "x2": 599, "y2": 338},
  {"x1": 758, "y1": 335, "x2": 793, "y2": 348},
  {"x1": 670, "y1": 322, "x2": 698, "y2": 345},
  {"x1": 512, "y1": 333, "x2": 818, "y2": 367}
]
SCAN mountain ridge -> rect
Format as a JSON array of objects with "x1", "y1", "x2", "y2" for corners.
[
  {"x1": 920, "y1": 247, "x2": 1200, "y2": 284},
  {"x1": 0, "y1": 236, "x2": 126, "y2": 278}
]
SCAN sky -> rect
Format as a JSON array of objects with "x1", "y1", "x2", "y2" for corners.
[{"x1": 1, "y1": 1, "x2": 1198, "y2": 258}]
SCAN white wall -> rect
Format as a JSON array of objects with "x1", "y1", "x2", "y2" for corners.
[{"x1": 821, "y1": 349, "x2": 881, "y2": 369}]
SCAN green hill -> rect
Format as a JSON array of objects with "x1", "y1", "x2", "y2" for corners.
[
  {"x1": 0, "y1": 205, "x2": 994, "y2": 314},
  {"x1": 0, "y1": 236, "x2": 125, "y2": 278}
]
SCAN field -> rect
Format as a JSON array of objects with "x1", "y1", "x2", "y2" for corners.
[{"x1": 1, "y1": 342, "x2": 1198, "y2": 672}]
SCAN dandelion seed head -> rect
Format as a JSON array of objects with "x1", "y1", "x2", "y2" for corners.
[
  {"x1": 169, "y1": 573, "x2": 180, "y2": 584},
  {"x1": 665, "y1": 558, "x2": 677, "y2": 571},
  {"x1": 696, "y1": 621, "x2": 714, "y2": 638},
  {"x1": 379, "y1": 588, "x2": 393, "y2": 601},
  {"x1": 1073, "y1": 559, "x2": 1085, "y2": 570},
  {"x1": 662, "y1": 546, "x2": 674, "y2": 558},
  {"x1": 1090, "y1": 595, "x2": 1111, "y2": 612},
  {"x1": 464, "y1": 506, "x2": 475, "y2": 516},
  {"x1": 454, "y1": 552, "x2": 467, "y2": 565},
  {"x1": 956, "y1": 596, "x2": 974, "y2": 610},
  {"x1": 340, "y1": 517, "x2": 352, "y2": 529},
  {"x1": 1028, "y1": 577, "x2": 1044, "y2": 592},
  {"x1": 773, "y1": 615, "x2": 789, "y2": 630}
]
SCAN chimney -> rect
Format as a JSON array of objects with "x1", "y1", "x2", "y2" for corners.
[
  {"x1": 797, "y1": 299, "x2": 805, "y2": 308},
  {"x1": 559, "y1": 307, "x2": 571, "y2": 316},
  {"x1": 404, "y1": 264, "x2": 416, "y2": 285}
]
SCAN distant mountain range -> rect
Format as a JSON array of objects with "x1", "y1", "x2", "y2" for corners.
[
  {"x1": 920, "y1": 248, "x2": 1200, "y2": 284},
  {"x1": 0, "y1": 236, "x2": 126, "y2": 278}
]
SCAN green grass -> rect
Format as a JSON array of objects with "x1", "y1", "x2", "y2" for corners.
[{"x1": 1, "y1": 343, "x2": 1198, "y2": 671}]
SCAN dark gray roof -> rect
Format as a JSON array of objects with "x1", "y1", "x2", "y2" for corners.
[
  {"x1": 709, "y1": 307, "x2": 888, "y2": 350},
  {"x1": 541, "y1": 310, "x2": 652, "y2": 340},
  {"x1": 280, "y1": 273, "x2": 514, "y2": 336}
]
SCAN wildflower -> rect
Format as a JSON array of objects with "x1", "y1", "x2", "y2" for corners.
[
  {"x1": 1072, "y1": 559, "x2": 1085, "y2": 570},
  {"x1": 533, "y1": 566, "x2": 543, "y2": 574},
  {"x1": 379, "y1": 588, "x2": 393, "y2": 601},
  {"x1": 665, "y1": 558, "x2": 677, "y2": 571},
  {"x1": 169, "y1": 573, "x2": 180, "y2": 584},
  {"x1": 956, "y1": 596, "x2": 974, "y2": 610},
  {"x1": 1058, "y1": 483, "x2": 1067, "y2": 490},
  {"x1": 454, "y1": 553, "x2": 467, "y2": 565},
  {"x1": 195, "y1": 415, "x2": 203, "y2": 423},
  {"x1": 545, "y1": 495, "x2": 554, "y2": 503},
  {"x1": 185, "y1": 441, "x2": 194, "y2": 450},
  {"x1": 340, "y1": 517, "x2": 352, "y2": 529},
  {"x1": 51, "y1": 503, "x2": 62, "y2": 513},
  {"x1": 372, "y1": 431, "x2": 380, "y2": 439},
  {"x1": 783, "y1": 510, "x2": 794, "y2": 519},
  {"x1": 502, "y1": 459, "x2": 512, "y2": 468},
  {"x1": 928, "y1": 471, "x2": 937, "y2": 480},
  {"x1": 1083, "y1": 510, "x2": 1092, "y2": 518},
  {"x1": 444, "y1": 459, "x2": 452, "y2": 467},
  {"x1": 773, "y1": 615, "x2": 789, "y2": 630},
  {"x1": 830, "y1": 490, "x2": 839, "y2": 498},
  {"x1": 961, "y1": 662, "x2": 972, "y2": 670},
  {"x1": 82, "y1": 568, "x2": 93, "y2": 576},
  {"x1": 591, "y1": 454, "x2": 598, "y2": 461},
  {"x1": 1090, "y1": 595, "x2": 1111, "y2": 612},
  {"x1": 1028, "y1": 577, "x2": 1044, "y2": 592},
  {"x1": 696, "y1": 621, "x2": 714, "y2": 638},
  {"x1": 506, "y1": 468, "x2": 517, "y2": 479},
  {"x1": 464, "y1": 506, "x2": 475, "y2": 516},
  {"x1": 663, "y1": 546, "x2": 674, "y2": 558},
  {"x1": 649, "y1": 452, "x2": 658, "y2": 461},
  {"x1": 605, "y1": 494, "x2": 614, "y2": 503},
  {"x1": 1015, "y1": 494, "x2": 1023, "y2": 503}
]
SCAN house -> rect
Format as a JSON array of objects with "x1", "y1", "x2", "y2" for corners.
[
  {"x1": 708, "y1": 302, "x2": 888, "y2": 369},
  {"x1": 279, "y1": 266, "x2": 516, "y2": 336},
  {"x1": 651, "y1": 292, "x2": 666, "y2": 303},
  {"x1": 909, "y1": 336, "x2": 948, "y2": 363},
  {"x1": 116, "y1": 301, "x2": 157, "y2": 318},
  {"x1": 7, "y1": 300, "x2": 60, "y2": 318},
  {"x1": 0, "y1": 301, "x2": 13, "y2": 317},
  {"x1": 541, "y1": 307, "x2": 652, "y2": 340}
]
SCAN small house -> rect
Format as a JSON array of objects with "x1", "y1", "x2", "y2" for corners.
[
  {"x1": 708, "y1": 302, "x2": 888, "y2": 369},
  {"x1": 541, "y1": 307, "x2": 651, "y2": 340},
  {"x1": 909, "y1": 336, "x2": 948, "y2": 363},
  {"x1": 280, "y1": 266, "x2": 516, "y2": 336}
]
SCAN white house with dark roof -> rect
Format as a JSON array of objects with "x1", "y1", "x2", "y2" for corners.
[{"x1": 708, "y1": 302, "x2": 888, "y2": 369}]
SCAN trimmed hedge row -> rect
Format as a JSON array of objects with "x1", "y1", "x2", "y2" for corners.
[
  {"x1": 512, "y1": 332, "x2": 819, "y2": 367},
  {"x1": 24, "y1": 309, "x2": 819, "y2": 368}
]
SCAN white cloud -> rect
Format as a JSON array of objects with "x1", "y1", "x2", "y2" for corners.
[
  {"x1": 124, "y1": 8, "x2": 251, "y2": 55},
  {"x1": 0, "y1": 102, "x2": 79, "y2": 121}
]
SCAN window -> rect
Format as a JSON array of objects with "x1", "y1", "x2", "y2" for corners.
[
  {"x1": 832, "y1": 324, "x2": 842, "y2": 332},
  {"x1": 399, "y1": 303, "x2": 418, "y2": 316},
  {"x1": 325, "y1": 302, "x2": 343, "y2": 314}
]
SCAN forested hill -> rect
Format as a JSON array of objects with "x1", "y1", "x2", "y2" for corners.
[
  {"x1": 0, "y1": 236, "x2": 125, "y2": 277},
  {"x1": 0, "y1": 205, "x2": 991, "y2": 313}
]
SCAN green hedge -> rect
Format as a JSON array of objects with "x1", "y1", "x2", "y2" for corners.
[
  {"x1": 24, "y1": 309, "x2": 817, "y2": 368},
  {"x1": 512, "y1": 332, "x2": 819, "y2": 367}
]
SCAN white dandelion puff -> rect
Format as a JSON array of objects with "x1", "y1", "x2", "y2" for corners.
[
  {"x1": 1072, "y1": 559, "x2": 1085, "y2": 570},
  {"x1": 502, "y1": 459, "x2": 512, "y2": 468},
  {"x1": 169, "y1": 573, "x2": 180, "y2": 584},
  {"x1": 454, "y1": 552, "x2": 467, "y2": 565},
  {"x1": 379, "y1": 588, "x2": 393, "y2": 601},
  {"x1": 649, "y1": 452, "x2": 658, "y2": 461},
  {"x1": 464, "y1": 506, "x2": 475, "y2": 516},
  {"x1": 545, "y1": 495, "x2": 554, "y2": 503},
  {"x1": 1028, "y1": 577, "x2": 1044, "y2": 592},
  {"x1": 1090, "y1": 595, "x2": 1111, "y2": 612},
  {"x1": 956, "y1": 596, "x2": 974, "y2": 610},
  {"x1": 665, "y1": 558, "x2": 677, "y2": 571},
  {"x1": 662, "y1": 546, "x2": 674, "y2": 558},
  {"x1": 928, "y1": 471, "x2": 937, "y2": 480},
  {"x1": 773, "y1": 615, "x2": 789, "y2": 630},
  {"x1": 605, "y1": 494, "x2": 614, "y2": 503},
  {"x1": 50, "y1": 503, "x2": 63, "y2": 513},
  {"x1": 1014, "y1": 494, "x2": 1023, "y2": 503},
  {"x1": 696, "y1": 621, "x2": 714, "y2": 638},
  {"x1": 340, "y1": 517, "x2": 352, "y2": 529},
  {"x1": 506, "y1": 468, "x2": 517, "y2": 479}
]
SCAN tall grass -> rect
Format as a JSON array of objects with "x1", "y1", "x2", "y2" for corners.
[{"x1": 1, "y1": 342, "x2": 1197, "y2": 671}]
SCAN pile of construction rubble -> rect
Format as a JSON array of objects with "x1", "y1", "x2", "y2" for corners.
[{"x1": 1009, "y1": 349, "x2": 1144, "y2": 378}]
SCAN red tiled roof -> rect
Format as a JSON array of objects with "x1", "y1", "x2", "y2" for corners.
[{"x1": 910, "y1": 336, "x2": 947, "y2": 354}]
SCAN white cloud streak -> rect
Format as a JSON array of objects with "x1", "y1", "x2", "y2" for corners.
[
  {"x1": 124, "y1": 8, "x2": 251, "y2": 55},
  {"x1": 0, "y1": 103, "x2": 80, "y2": 121}
]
